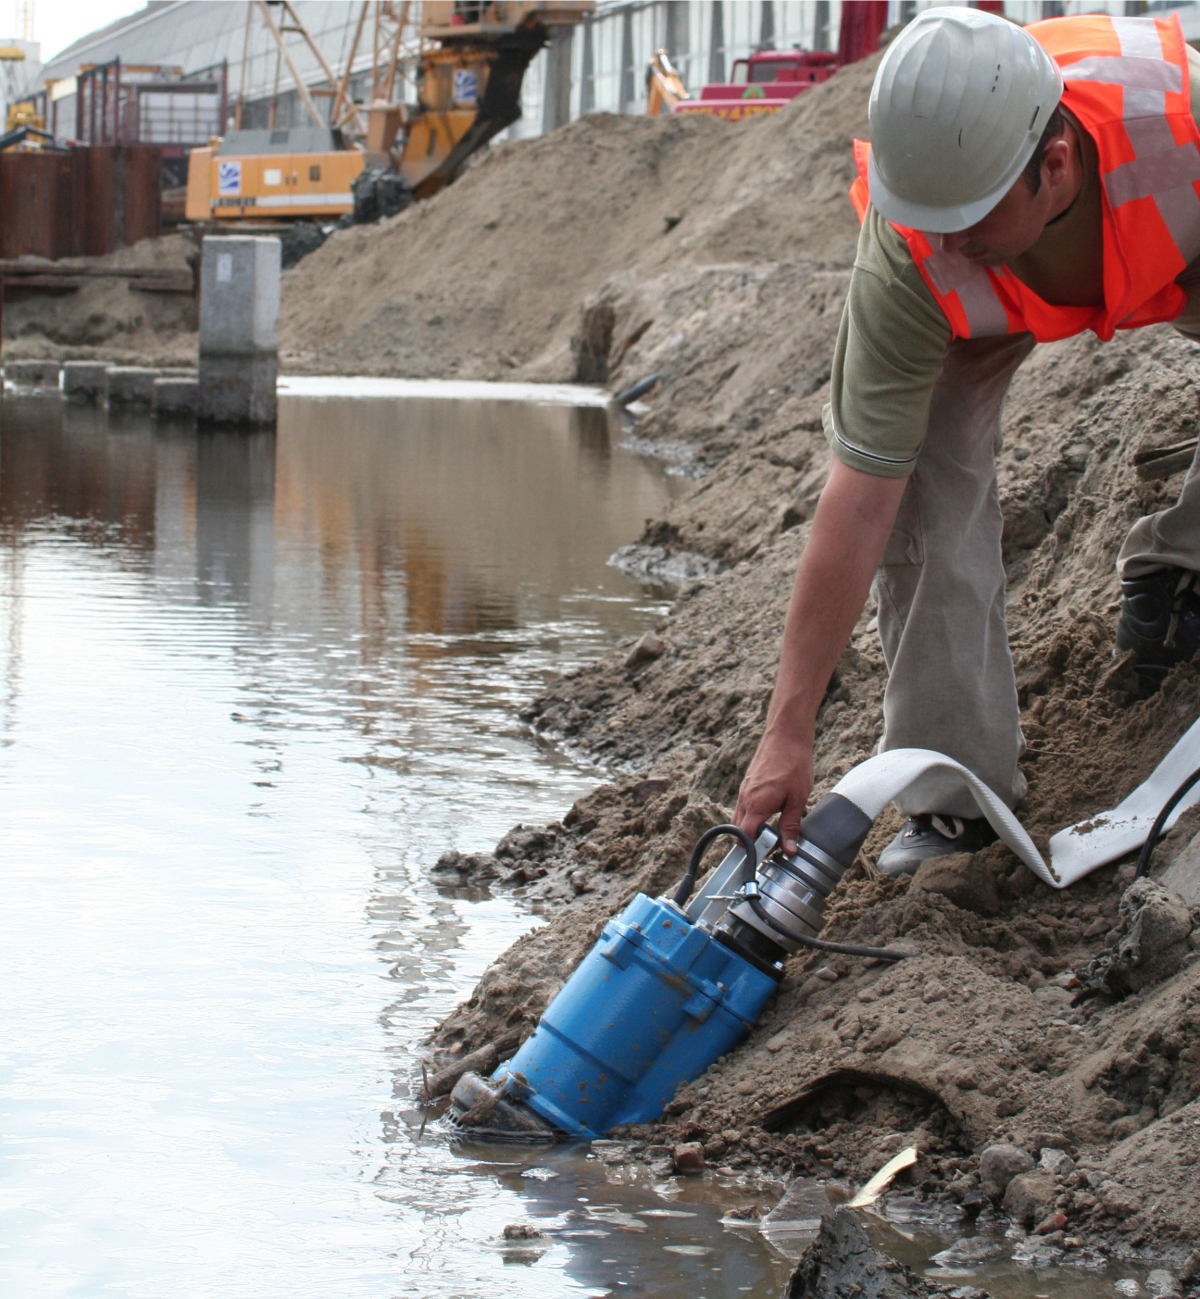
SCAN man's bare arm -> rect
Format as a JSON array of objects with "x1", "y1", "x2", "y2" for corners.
[{"x1": 734, "y1": 458, "x2": 909, "y2": 853}]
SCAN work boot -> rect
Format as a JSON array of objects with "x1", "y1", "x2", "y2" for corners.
[
  {"x1": 876, "y1": 814, "x2": 997, "y2": 877},
  {"x1": 1115, "y1": 565, "x2": 1200, "y2": 696}
]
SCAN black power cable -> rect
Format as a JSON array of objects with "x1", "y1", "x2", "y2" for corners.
[
  {"x1": 1134, "y1": 763, "x2": 1200, "y2": 881},
  {"x1": 745, "y1": 893, "x2": 912, "y2": 962},
  {"x1": 672, "y1": 824, "x2": 759, "y2": 907},
  {"x1": 672, "y1": 823, "x2": 913, "y2": 961}
]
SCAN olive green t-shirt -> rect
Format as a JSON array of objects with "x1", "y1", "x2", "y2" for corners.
[{"x1": 824, "y1": 46, "x2": 1200, "y2": 478}]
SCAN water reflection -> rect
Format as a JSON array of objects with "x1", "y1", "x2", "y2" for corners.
[
  {"x1": 194, "y1": 428, "x2": 276, "y2": 610},
  {"x1": 0, "y1": 388, "x2": 718, "y2": 1296}
]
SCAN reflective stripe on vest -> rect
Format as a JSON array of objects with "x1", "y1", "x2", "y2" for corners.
[{"x1": 849, "y1": 13, "x2": 1200, "y2": 343}]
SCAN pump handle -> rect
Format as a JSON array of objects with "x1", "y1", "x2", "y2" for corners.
[{"x1": 672, "y1": 824, "x2": 759, "y2": 907}]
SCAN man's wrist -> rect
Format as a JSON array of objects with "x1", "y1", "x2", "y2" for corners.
[{"x1": 763, "y1": 704, "x2": 816, "y2": 747}]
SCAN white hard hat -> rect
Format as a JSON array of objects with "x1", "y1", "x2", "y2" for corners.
[{"x1": 867, "y1": 7, "x2": 1063, "y2": 233}]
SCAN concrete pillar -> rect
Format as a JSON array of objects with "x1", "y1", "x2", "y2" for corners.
[
  {"x1": 2, "y1": 359, "x2": 61, "y2": 390},
  {"x1": 580, "y1": 16, "x2": 595, "y2": 113},
  {"x1": 759, "y1": 1, "x2": 775, "y2": 50},
  {"x1": 198, "y1": 236, "x2": 280, "y2": 427},
  {"x1": 665, "y1": 1, "x2": 688, "y2": 63},
  {"x1": 813, "y1": 1, "x2": 830, "y2": 51},
  {"x1": 62, "y1": 360, "x2": 109, "y2": 401},
  {"x1": 541, "y1": 27, "x2": 573, "y2": 133},
  {"x1": 708, "y1": 2, "x2": 725, "y2": 87},
  {"x1": 619, "y1": 6, "x2": 635, "y2": 112},
  {"x1": 153, "y1": 375, "x2": 199, "y2": 416},
  {"x1": 106, "y1": 365, "x2": 161, "y2": 406}
]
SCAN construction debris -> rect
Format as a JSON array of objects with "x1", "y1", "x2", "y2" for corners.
[{"x1": 847, "y1": 1145, "x2": 918, "y2": 1207}]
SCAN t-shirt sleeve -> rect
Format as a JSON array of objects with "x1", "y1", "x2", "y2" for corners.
[{"x1": 823, "y1": 208, "x2": 952, "y2": 478}]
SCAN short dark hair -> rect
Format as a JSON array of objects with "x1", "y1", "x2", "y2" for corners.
[{"x1": 1022, "y1": 104, "x2": 1067, "y2": 194}]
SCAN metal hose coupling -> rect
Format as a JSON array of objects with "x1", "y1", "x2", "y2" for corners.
[{"x1": 711, "y1": 793, "x2": 875, "y2": 972}]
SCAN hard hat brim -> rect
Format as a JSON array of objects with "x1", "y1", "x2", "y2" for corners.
[{"x1": 867, "y1": 139, "x2": 1032, "y2": 235}]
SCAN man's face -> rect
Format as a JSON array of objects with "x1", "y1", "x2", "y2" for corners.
[{"x1": 937, "y1": 135, "x2": 1073, "y2": 266}]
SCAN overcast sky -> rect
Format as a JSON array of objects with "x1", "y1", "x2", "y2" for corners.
[{"x1": 28, "y1": 0, "x2": 161, "y2": 63}]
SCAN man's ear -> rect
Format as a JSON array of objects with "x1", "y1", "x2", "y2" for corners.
[{"x1": 1042, "y1": 134, "x2": 1072, "y2": 188}]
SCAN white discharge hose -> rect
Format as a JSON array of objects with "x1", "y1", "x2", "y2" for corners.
[{"x1": 829, "y1": 748, "x2": 1062, "y2": 887}]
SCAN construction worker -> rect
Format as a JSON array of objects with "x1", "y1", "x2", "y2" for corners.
[{"x1": 735, "y1": 7, "x2": 1200, "y2": 875}]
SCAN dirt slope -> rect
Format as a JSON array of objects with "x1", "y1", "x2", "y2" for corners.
[
  {"x1": 1, "y1": 233, "x2": 198, "y2": 365},
  {"x1": 403, "y1": 59, "x2": 1200, "y2": 1278}
]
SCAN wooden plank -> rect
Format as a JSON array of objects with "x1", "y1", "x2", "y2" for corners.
[
  {"x1": 1134, "y1": 437, "x2": 1198, "y2": 481},
  {"x1": 2, "y1": 275, "x2": 82, "y2": 289},
  {"x1": 2, "y1": 271, "x2": 192, "y2": 294},
  {"x1": 128, "y1": 273, "x2": 193, "y2": 292},
  {"x1": 0, "y1": 261, "x2": 187, "y2": 279}
]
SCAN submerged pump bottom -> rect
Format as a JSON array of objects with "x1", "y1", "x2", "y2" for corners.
[{"x1": 447, "y1": 789, "x2": 876, "y2": 1142}]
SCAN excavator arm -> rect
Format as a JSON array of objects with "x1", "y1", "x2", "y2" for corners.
[
  {"x1": 646, "y1": 49, "x2": 689, "y2": 116},
  {"x1": 408, "y1": 27, "x2": 545, "y2": 197},
  {"x1": 401, "y1": 1, "x2": 593, "y2": 198}
]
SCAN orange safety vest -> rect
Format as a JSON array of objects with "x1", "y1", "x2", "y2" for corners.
[{"x1": 848, "y1": 13, "x2": 1200, "y2": 343}]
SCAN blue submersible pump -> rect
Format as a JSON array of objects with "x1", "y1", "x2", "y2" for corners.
[{"x1": 448, "y1": 789, "x2": 907, "y2": 1142}]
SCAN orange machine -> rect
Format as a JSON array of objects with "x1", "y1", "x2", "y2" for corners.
[
  {"x1": 186, "y1": 127, "x2": 364, "y2": 221},
  {"x1": 397, "y1": 1, "x2": 593, "y2": 196},
  {"x1": 645, "y1": 49, "x2": 689, "y2": 117}
]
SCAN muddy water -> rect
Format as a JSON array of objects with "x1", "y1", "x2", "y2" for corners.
[
  {"x1": 864, "y1": 1208, "x2": 1154, "y2": 1298},
  {"x1": 0, "y1": 385, "x2": 794, "y2": 1296}
]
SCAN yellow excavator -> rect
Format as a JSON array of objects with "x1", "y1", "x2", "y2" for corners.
[{"x1": 186, "y1": 0, "x2": 592, "y2": 224}]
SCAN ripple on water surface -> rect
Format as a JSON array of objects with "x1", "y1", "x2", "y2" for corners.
[{"x1": 0, "y1": 390, "x2": 799, "y2": 1295}]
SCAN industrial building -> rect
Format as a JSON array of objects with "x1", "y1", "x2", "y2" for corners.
[{"x1": 32, "y1": 0, "x2": 1200, "y2": 154}]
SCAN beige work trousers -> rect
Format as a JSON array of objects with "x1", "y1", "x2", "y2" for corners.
[
  {"x1": 873, "y1": 333, "x2": 1036, "y2": 818},
  {"x1": 874, "y1": 304, "x2": 1200, "y2": 817},
  {"x1": 1119, "y1": 281, "x2": 1200, "y2": 577}
]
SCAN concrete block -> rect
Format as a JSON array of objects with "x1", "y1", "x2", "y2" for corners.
[
  {"x1": 106, "y1": 366, "x2": 161, "y2": 407},
  {"x1": 153, "y1": 376, "x2": 198, "y2": 416},
  {"x1": 197, "y1": 354, "x2": 277, "y2": 426},
  {"x1": 3, "y1": 359, "x2": 61, "y2": 389},
  {"x1": 199, "y1": 236, "x2": 281, "y2": 355},
  {"x1": 62, "y1": 361, "x2": 110, "y2": 401}
]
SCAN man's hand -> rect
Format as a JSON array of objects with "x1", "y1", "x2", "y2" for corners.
[
  {"x1": 735, "y1": 725, "x2": 814, "y2": 855},
  {"x1": 732, "y1": 459, "x2": 909, "y2": 853}
]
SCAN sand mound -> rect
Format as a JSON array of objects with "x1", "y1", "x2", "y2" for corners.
[{"x1": 275, "y1": 54, "x2": 877, "y2": 379}]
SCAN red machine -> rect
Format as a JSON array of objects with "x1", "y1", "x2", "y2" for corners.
[
  {"x1": 671, "y1": 0, "x2": 894, "y2": 123},
  {"x1": 673, "y1": 49, "x2": 840, "y2": 121}
]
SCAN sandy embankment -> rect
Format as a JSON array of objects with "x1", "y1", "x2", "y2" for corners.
[{"x1": 1, "y1": 233, "x2": 199, "y2": 367}]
